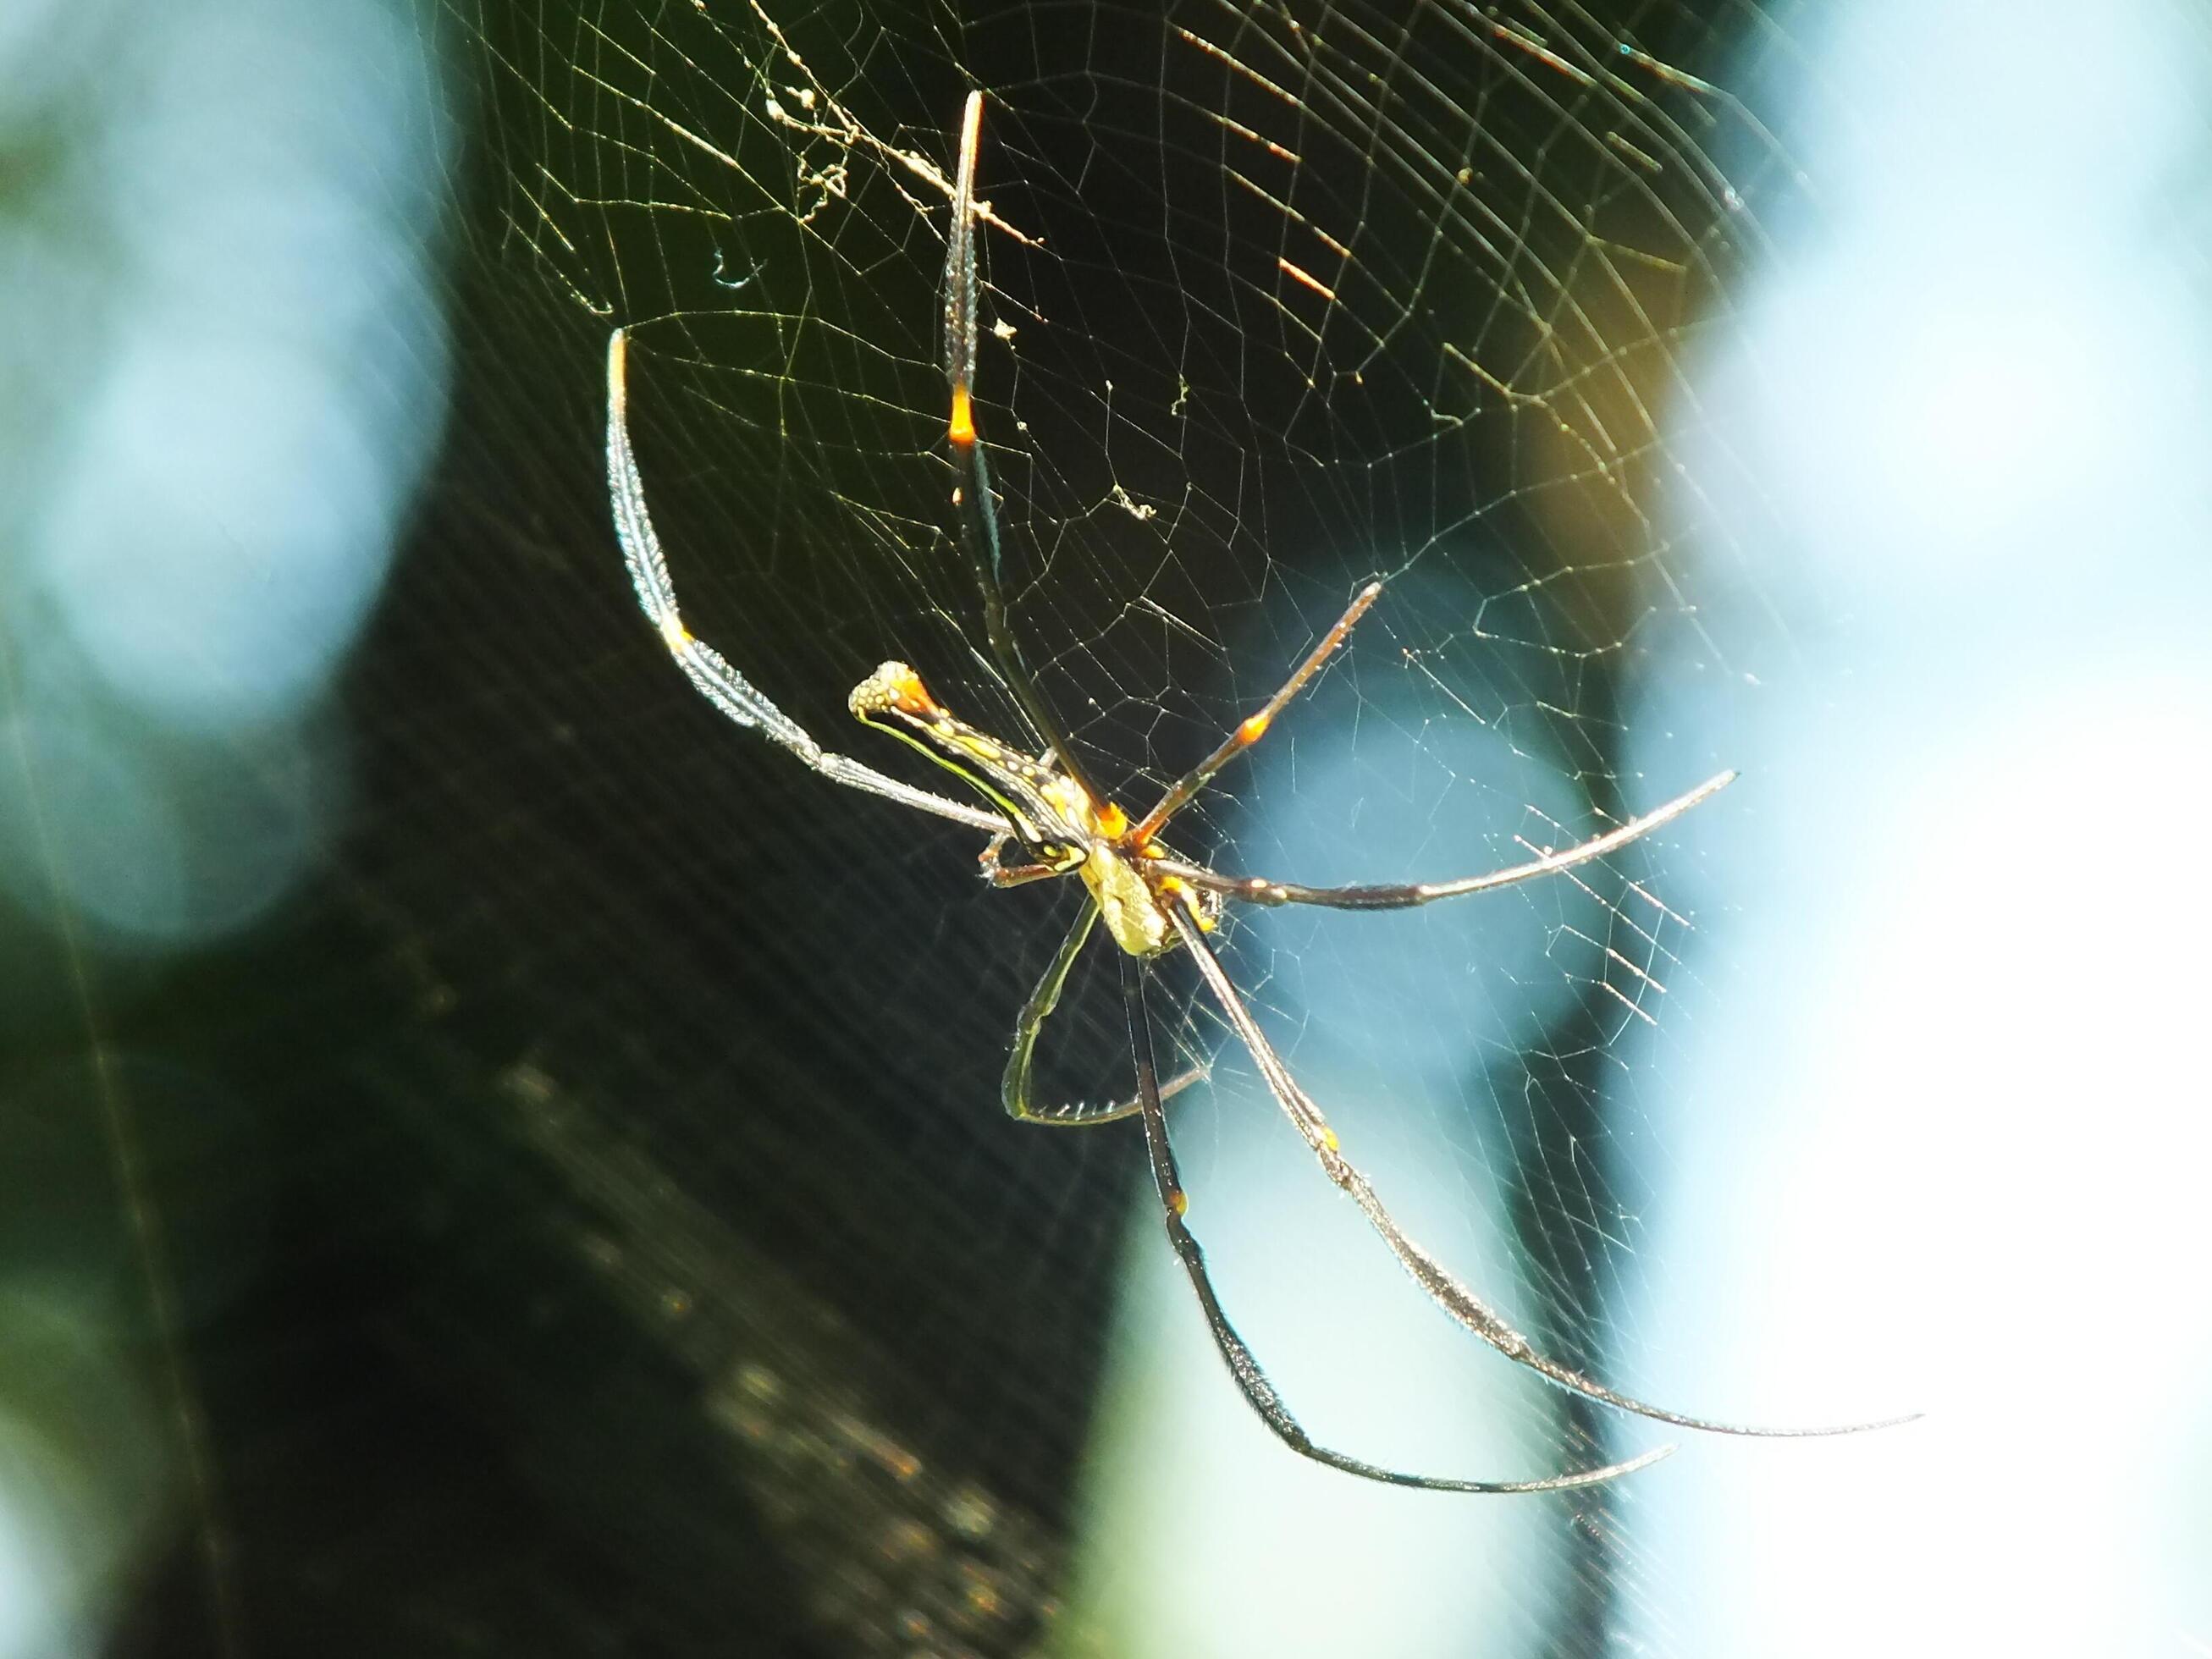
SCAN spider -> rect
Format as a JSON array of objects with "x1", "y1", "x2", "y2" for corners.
[{"x1": 604, "y1": 92, "x2": 1910, "y2": 1494}]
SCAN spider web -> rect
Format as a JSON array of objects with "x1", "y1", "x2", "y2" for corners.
[
  {"x1": 441, "y1": 1, "x2": 1795, "y2": 1646},
  {"x1": 9, "y1": 0, "x2": 2209, "y2": 1654}
]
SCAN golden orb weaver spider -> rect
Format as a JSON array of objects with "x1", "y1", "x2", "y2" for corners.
[{"x1": 604, "y1": 92, "x2": 1912, "y2": 1494}]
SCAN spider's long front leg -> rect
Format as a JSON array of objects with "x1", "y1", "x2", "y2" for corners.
[
  {"x1": 1160, "y1": 903, "x2": 1917, "y2": 1441},
  {"x1": 1117, "y1": 951, "x2": 1671, "y2": 1494},
  {"x1": 606, "y1": 329, "x2": 1003, "y2": 836},
  {"x1": 1129, "y1": 581, "x2": 1383, "y2": 844},
  {"x1": 942, "y1": 91, "x2": 1109, "y2": 814},
  {"x1": 1146, "y1": 767, "x2": 1738, "y2": 912}
]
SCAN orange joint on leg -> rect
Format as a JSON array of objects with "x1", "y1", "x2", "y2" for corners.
[
  {"x1": 1237, "y1": 712, "x2": 1271, "y2": 746},
  {"x1": 1094, "y1": 802, "x2": 1128, "y2": 838},
  {"x1": 948, "y1": 386, "x2": 976, "y2": 445},
  {"x1": 1169, "y1": 1188, "x2": 1189, "y2": 1216}
]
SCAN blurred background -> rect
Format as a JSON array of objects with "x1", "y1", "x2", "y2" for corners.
[{"x1": 2, "y1": 1, "x2": 2208, "y2": 1654}]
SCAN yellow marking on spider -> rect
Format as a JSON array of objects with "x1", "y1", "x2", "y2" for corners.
[
  {"x1": 1094, "y1": 801, "x2": 1128, "y2": 838},
  {"x1": 949, "y1": 732, "x2": 1016, "y2": 769},
  {"x1": 1040, "y1": 775, "x2": 1089, "y2": 819},
  {"x1": 1156, "y1": 873, "x2": 1216, "y2": 932},
  {"x1": 949, "y1": 385, "x2": 976, "y2": 445}
]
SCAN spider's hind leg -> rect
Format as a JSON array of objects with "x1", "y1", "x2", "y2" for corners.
[
  {"x1": 1115, "y1": 950, "x2": 1672, "y2": 1494},
  {"x1": 1001, "y1": 904, "x2": 1207, "y2": 1127},
  {"x1": 1159, "y1": 902, "x2": 1918, "y2": 1442}
]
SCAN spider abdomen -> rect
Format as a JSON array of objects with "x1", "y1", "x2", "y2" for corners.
[{"x1": 1084, "y1": 843, "x2": 1176, "y2": 957}]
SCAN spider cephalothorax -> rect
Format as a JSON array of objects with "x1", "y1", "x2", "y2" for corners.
[{"x1": 849, "y1": 659, "x2": 1220, "y2": 956}]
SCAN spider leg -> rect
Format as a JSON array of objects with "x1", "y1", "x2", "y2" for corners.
[
  {"x1": 979, "y1": 831, "x2": 1062, "y2": 889},
  {"x1": 1132, "y1": 581, "x2": 1383, "y2": 843},
  {"x1": 607, "y1": 330, "x2": 1002, "y2": 836},
  {"x1": 1161, "y1": 902, "x2": 1919, "y2": 1439},
  {"x1": 1147, "y1": 769, "x2": 1738, "y2": 912},
  {"x1": 944, "y1": 92, "x2": 1109, "y2": 812},
  {"x1": 1118, "y1": 951, "x2": 1674, "y2": 1492},
  {"x1": 1002, "y1": 903, "x2": 1207, "y2": 1127}
]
